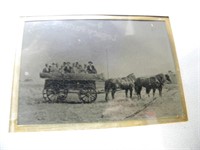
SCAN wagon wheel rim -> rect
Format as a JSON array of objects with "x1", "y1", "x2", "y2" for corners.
[{"x1": 79, "y1": 87, "x2": 97, "y2": 103}]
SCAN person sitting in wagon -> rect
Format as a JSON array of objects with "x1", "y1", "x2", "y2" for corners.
[
  {"x1": 87, "y1": 61, "x2": 97, "y2": 74},
  {"x1": 59, "y1": 62, "x2": 66, "y2": 73},
  {"x1": 50, "y1": 63, "x2": 57, "y2": 72},
  {"x1": 77, "y1": 64, "x2": 86, "y2": 73},
  {"x1": 83, "y1": 64, "x2": 87, "y2": 72},
  {"x1": 64, "y1": 62, "x2": 73, "y2": 74},
  {"x1": 42, "y1": 64, "x2": 50, "y2": 73},
  {"x1": 48, "y1": 65, "x2": 52, "y2": 72},
  {"x1": 72, "y1": 62, "x2": 79, "y2": 73}
]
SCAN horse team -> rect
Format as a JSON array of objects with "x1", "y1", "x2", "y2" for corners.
[{"x1": 105, "y1": 73, "x2": 172, "y2": 101}]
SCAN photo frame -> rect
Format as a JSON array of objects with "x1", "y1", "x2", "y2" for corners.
[{"x1": 10, "y1": 15, "x2": 188, "y2": 132}]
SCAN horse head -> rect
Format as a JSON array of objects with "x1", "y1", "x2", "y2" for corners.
[
  {"x1": 155, "y1": 74, "x2": 166, "y2": 85},
  {"x1": 164, "y1": 74, "x2": 172, "y2": 83}
]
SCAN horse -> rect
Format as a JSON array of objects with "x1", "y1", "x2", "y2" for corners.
[
  {"x1": 104, "y1": 73, "x2": 136, "y2": 101},
  {"x1": 134, "y1": 73, "x2": 171, "y2": 99}
]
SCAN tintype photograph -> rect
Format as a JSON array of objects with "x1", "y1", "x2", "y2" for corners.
[{"x1": 10, "y1": 15, "x2": 187, "y2": 132}]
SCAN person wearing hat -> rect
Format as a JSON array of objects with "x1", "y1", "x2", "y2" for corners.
[
  {"x1": 87, "y1": 61, "x2": 97, "y2": 74},
  {"x1": 64, "y1": 62, "x2": 73, "y2": 73}
]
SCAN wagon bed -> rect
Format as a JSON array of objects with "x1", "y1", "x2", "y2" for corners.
[{"x1": 40, "y1": 72, "x2": 104, "y2": 103}]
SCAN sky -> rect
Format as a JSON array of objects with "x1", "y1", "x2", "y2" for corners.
[{"x1": 19, "y1": 19, "x2": 176, "y2": 81}]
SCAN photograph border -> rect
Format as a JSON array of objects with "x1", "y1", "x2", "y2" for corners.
[{"x1": 9, "y1": 15, "x2": 188, "y2": 132}]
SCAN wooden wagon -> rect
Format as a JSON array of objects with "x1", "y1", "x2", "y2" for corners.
[{"x1": 40, "y1": 72, "x2": 104, "y2": 103}]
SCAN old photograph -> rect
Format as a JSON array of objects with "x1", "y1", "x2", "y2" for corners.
[{"x1": 10, "y1": 16, "x2": 187, "y2": 131}]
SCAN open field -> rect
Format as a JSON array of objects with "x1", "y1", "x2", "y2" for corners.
[{"x1": 18, "y1": 81, "x2": 184, "y2": 125}]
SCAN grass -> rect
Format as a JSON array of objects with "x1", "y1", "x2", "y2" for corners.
[{"x1": 17, "y1": 81, "x2": 184, "y2": 125}]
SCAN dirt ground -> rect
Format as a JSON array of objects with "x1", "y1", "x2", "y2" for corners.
[{"x1": 18, "y1": 81, "x2": 184, "y2": 125}]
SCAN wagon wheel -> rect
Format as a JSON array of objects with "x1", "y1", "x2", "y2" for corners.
[
  {"x1": 79, "y1": 87, "x2": 97, "y2": 103},
  {"x1": 43, "y1": 88, "x2": 68, "y2": 103}
]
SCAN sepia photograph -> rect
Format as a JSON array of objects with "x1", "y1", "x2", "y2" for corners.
[{"x1": 10, "y1": 15, "x2": 187, "y2": 132}]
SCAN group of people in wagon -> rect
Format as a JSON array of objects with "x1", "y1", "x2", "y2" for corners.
[{"x1": 42, "y1": 61, "x2": 97, "y2": 74}]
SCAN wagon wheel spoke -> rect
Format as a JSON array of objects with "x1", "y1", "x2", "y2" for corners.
[
  {"x1": 79, "y1": 94, "x2": 88, "y2": 102},
  {"x1": 82, "y1": 96, "x2": 88, "y2": 102},
  {"x1": 47, "y1": 89, "x2": 55, "y2": 95},
  {"x1": 89, "y1": 94, "x2": 96, "y2": 99},
  {"x1": 79, "y1": 94, "x2": 87, "y2": 99},
  {"x1": 88, "y1": 94, "x2": 97, "y2": 102},
  {"x1": 48, "y1": 93, "x2": 58, "y2": 102},
  {"x1": 46, "y1": 88, "x2": 58, "y2": 103}
]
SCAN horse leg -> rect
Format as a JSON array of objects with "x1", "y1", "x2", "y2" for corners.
[
  {"x1": 152, "y1": 88, "x2": 156, "y2": 97},
  {"x1": 158, "y1": 86, "x2": 162, "y2": 97},
  {"x1": 146, "y1": 88, "x2": 151, "y2": 97},
  {"x1": 136, "y1": 87, "x2": 141, "y2": 100},
  {"x1": 111, "y1": 88, "x2": 116, "y2": 99},
  {"x1": 138, "y1": 88, "x2": 142, "y2": 100},
  {"x1": 105, "y1": 90, "x2": 109, "y2": 101},
  {"x1": 130, "y1": 88, "x2": 133, "y2": 98},
  {"x1": 105, "y1": 85, "x2": 110, "y2": 101},
  {"x1": 125, "y1": 89, "x2": 128, "y2": 98},
  {"x1": 105, "y1": 81, "x2": 111, "y2": 101},
  {"x1": 135, "y1": 86, "x2": 142, "y2": 100}
]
